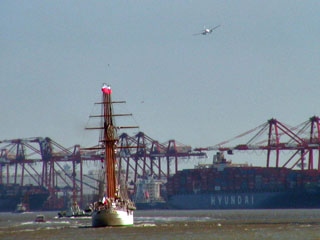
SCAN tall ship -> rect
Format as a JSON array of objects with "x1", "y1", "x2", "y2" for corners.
[
  {"x1": 166, "y1": 152, "x2": 320, "y2": 209},
  {"x1": 90, "y1": 84, "x2": 135, "y2": 227}
]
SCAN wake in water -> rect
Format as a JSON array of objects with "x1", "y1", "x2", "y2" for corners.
[
  {"x1": 134, "y1": 215, "x2": 216, "y2": 224},
  {"x1": 133, "y1": 223, "x2": 157, "y2": 227},
  {"x1": 20, "y1": 220, "x2": 71, "y2": 225}
]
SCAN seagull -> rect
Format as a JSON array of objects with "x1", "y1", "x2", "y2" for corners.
[{"x1": 193, "y1": 25, "x2": 221, "y2": 36}]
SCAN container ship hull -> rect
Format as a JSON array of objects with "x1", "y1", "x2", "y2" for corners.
[
  {"x1": 168, "y1": 190, "x2": 320, "y2": 209},
  {"x1": 0, "y1": 184, "x2": 49, "y2": 212},
  {"x1": 135, "y1": 201, "x2": 169, "y2": 210},
  {"x1": 166, "y1": 165, "x2": 320, "y2": 210},
  {"x1": 0, "y1": 198, "x2": 20, "y2": 212}
]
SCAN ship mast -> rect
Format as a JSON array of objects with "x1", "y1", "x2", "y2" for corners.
[
  {"x1": 92, "y1": 84, "x2": 135, "y2": 227},
  {"x1": 101, "y1": 84, "x2": 117, "y2": 199}
]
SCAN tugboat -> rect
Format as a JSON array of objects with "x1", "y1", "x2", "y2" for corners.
[
  {"x1": 90, "y1": 84, "x2": 136, "y2": 227},
  {"x1": 57, "y1": 201, "x2": 92, "y2": 218},
  {"x1": 14, "y1": 203, "x2": 27, "y2": 213}
]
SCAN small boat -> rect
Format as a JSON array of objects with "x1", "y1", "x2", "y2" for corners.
[
  {"x1": 57, "y1": 202, "x2": 92, "y2": 218},
  {"x1": 89, "y1": 84, "x2": 136, "y2": 227},
  {"x1": 35, "y1": 215, "x2": 46, "y2": 222},
  {"x1": 14, "y1": 203, "x2": 27, "y2": 213}
]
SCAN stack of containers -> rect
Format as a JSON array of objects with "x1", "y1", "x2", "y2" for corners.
[{"x1": 166, "y1": 165, "x2": 320, "y2": 197}]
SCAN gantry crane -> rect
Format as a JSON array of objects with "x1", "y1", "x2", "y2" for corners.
[
  {"x1": 0, "y1": 133, "x2": 207, "y2": 209},
  {"x1": 195, "y1": 116, "x2": 320, "y2": 171}
]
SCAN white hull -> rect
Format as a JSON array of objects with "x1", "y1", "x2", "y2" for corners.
[{"x1": 92, "y1": 208, "x2": 133, "y2": 227}]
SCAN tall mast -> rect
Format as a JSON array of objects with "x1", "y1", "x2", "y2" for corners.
[{"x1": 101, "y1": 84, "x2": 117, "y2": 198}]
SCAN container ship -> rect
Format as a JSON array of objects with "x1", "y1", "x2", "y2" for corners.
[
  {"x1": 0, "y1": 184, "x2": 50, "y2": 212},
  {"x1": 166, "y1": 153, "x2": 320, "y2": 209}
]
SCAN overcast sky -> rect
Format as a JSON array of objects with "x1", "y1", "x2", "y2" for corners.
[{"x1": 1, "y1": 1, "x2": 320, "y2": 166}]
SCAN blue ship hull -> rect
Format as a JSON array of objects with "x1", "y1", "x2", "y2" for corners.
[
  {"x1": 135, "y1": 201, "x2": 169, "y2": 210},
  {"x1": 168, "y1": 190, "x2": 320, "y2": 209}
]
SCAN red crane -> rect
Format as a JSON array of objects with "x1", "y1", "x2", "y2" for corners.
[
  {"x1": 118, "y1": 132, "x2": 206, "y2": 183},
  {"x1": 195, "y1": 116, "x2": 320, "y2": 171},
  {"x1": 0, "y1": 134, "x2": 207, "y2": 209},
  {"x1": 0, "y1": 137, "x2": 102, "y2": 209}
]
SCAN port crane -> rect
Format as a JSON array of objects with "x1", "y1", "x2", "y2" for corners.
[
  {"x1": 0, "y1": 134, "x2": 206, "y2": 209},
  {"x1": 118, "y1": 132, "x2": 206, "y2": 183},
  {"x1": 195, "y1": 116, "x2": 320, "y2": 171}
]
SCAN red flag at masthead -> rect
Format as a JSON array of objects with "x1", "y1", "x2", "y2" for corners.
[{"x1": 102, "y1": 84, "x2": 112, "y2": 94}]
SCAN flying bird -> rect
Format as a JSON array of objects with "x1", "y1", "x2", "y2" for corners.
[{"x1": 193, "y1": 25, "x2": 221, "y2": 36}]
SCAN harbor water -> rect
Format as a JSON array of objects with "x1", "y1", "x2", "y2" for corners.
[{"x1": 1, "y1": 209, "x2": 320, "y2": 240}]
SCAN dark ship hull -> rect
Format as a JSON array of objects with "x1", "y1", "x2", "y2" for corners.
[
  {"x1": 168, "y1": 190, "x2": 320, "y2": 209},
  {"x1": 0, "y1": 184, "x2": 49, "y2": 212},
  {"x1": 166, "y1": 166, "x2": 320, "y2": 209},
  {"x1": 135, "y1": 201, "x2": 170, "y2": 210},
  {"x1": 0, "y1": 197, "x2": 20, "y2": 212}
]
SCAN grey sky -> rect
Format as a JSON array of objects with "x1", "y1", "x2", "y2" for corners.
[{"x1": 1, "y1": 1, "x2": 320, "y2": 166}]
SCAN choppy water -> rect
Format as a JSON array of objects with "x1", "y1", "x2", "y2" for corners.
[{"x1": 1, "y1": 209, "x2": 320, "y2": 240}]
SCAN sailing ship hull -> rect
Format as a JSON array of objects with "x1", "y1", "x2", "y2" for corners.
[{"x1": 92, "y1": 208, "x2": 133, "y2": 227}]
